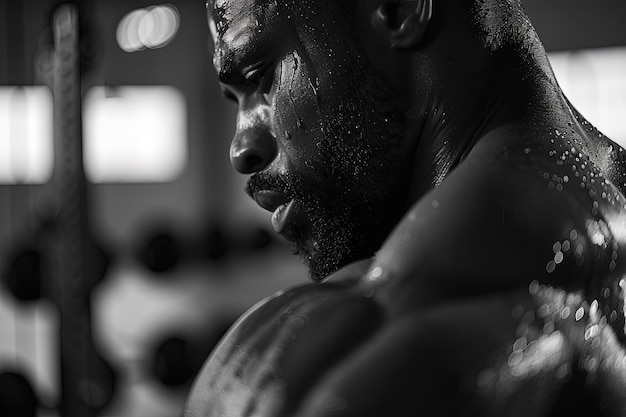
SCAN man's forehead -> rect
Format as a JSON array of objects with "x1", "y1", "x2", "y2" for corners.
[
  {"x1": 211, "y1": 0, "x2": 274, "y2": 12},
  {"x1": 207, "y1": 0, "x2": 355, "y2": 78},
  {"x1": 208, "y1": 0, "x2": 279, "y2": 78},
  {"x1": 208, "y1": 0, "x2": 274, "y2": 40},
  {"x1": 209, "y1": 0, "x2": 274, "y2": 24}
]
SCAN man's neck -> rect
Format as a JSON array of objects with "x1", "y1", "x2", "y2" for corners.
[{"x1": 403, "y1": 42, "x2": 569, "y2": 206}]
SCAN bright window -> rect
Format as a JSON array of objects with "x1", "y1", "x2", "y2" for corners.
[
  {"x1": 82, "y1": 86, "x2": 188, "y2": 183},
  {"x1": 0, "y1": 86, "x2": 54, "y2": 184},
  {"x1": 549, "y1": 46, "x2": 626, "y2": 147}
]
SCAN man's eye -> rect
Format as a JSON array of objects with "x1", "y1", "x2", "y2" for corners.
[
  {"x1": 245, "y1": 66, "x2": 274, "y2": 104},
  {"x1": 244, "y1": 65, "x2": 266, "y2": 87},
  {"x1": 244, "y1": 69, "x2": 260, "y2": 85}
]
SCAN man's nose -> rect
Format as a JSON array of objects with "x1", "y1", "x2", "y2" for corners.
[{"x1": 230, "y1": 107, "x2": 277, "y2": 174}]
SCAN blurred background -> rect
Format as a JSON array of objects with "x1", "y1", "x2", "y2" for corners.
[{"x1": 0, "y1": 0, "x2": 624, "y2": 416}]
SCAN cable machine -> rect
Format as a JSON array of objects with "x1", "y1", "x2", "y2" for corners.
[{"x1": 1, "y1": 4, "x2": 115, "y2": 416}]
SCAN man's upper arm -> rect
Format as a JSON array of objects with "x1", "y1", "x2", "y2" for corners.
[{"x1": 289, "y1": 288, "x2": 576, "y2": 417}]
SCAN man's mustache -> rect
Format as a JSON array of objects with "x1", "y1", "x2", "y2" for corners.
[{"x1": 245, "y1": 172, "x2": 295, "y2": 199}]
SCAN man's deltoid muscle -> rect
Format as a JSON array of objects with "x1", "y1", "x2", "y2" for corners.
[{"x1": 185, "y1": 0, "x2": 626, "y2": 415}]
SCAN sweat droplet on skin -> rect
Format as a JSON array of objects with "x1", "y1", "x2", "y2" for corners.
[
  {"x1": 575, "y1": 307, "x2": 585, "y2": 321},
  {"x1": 368, "y1": 266, "x2": 383, "y2": 281},
  {"x1": 554, "y1": 251, "x2": 564, "y2": 264}
]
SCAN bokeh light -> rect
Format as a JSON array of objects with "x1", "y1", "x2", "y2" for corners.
[{"x1": 116, "y1": 4, "x2": 180, "y2": 53}]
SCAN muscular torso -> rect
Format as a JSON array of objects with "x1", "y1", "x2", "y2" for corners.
[{"x1": 185, "y1": 122, "x2": 626, "y2": 416}]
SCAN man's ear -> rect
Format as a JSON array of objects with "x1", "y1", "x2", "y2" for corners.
[{"x1": 371, "y1": 0, "x2": 432, "y2": 49}]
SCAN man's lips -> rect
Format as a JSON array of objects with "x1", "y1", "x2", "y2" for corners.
[
  {"x1": 252, "y1": 190, "x2": 299, "y2": 234},
  {"x1": 253, "y1": 190, "x2": 291, "y2": 212}
]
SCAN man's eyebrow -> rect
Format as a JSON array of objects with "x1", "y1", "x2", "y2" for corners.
[
  {"x1": 214, "y1": 46, "x2": 237, "y2": 85},
  {"x1": 218, "y1": 67, "x2": 234, "y2": 84}
]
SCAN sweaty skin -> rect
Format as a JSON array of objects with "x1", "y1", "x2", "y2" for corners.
[{"x1": 186, "y1": 0, "x2": 626, "y2": 415}]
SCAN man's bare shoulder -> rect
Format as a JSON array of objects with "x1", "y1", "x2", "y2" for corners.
[
  {"x1": 368, "y1": 133, "x2": 626, "y2": 310},
  {"x1": 183, "y1": 281, "x2": 382, "y2": 417}
]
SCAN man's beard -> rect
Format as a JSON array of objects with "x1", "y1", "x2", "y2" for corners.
[{"x1": 248, "y1": 64, "x2": 407, "y2": 281}]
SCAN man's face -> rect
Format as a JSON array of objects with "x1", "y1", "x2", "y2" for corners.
[{"x1": 209, "y1": 0, "x2": 409, "y2": 280}]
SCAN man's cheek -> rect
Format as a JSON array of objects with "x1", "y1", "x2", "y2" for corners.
[
  {"x1": 273, "y1": 81, "x2": 326, "y2": 164},
  {"x1": 275, "y1": 54, "x2": 325, "y2": 129}
]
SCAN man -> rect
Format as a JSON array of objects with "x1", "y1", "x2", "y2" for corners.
[{"x1": 185, "y1": 0, "x2": 626, "y2": 415}]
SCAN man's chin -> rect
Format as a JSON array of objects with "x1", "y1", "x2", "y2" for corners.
[
  {"x1": 289, "y1": 236, "x2": 357, "y2": 282},
  {"x1": 302, "y1": 253, "x2": 338, "y2": 282},
  {"x1": 288, "y1": 239, "x2": 325, "y2": 282},
  {"x1": 281, "y1": 189, "x2": 400, "y2": 281}
]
